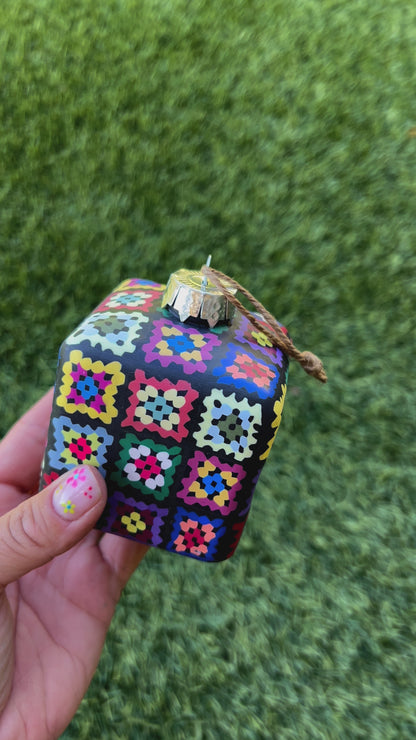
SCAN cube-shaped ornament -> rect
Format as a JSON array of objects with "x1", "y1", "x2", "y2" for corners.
[{"x1": 41, "y1": 268, "x2": 289, "y2": 562}]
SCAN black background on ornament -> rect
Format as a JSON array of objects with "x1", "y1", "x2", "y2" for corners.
[{"x1": 40, "y1": 285, "x2": 289, "y2": 562}]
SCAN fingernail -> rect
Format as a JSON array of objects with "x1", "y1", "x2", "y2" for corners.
[{"x1": 53, "y1": 466, "x2": 102, "y2": 520}]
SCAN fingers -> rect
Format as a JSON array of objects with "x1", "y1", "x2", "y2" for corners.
[
  {"x1": 0, "y1": 389, "x2": 54, "y2": 493},
  {"x1": 99, "y1": 535, "x2": 148, "y2": 589},
  {"x1": 0, "y1": 466, "x2": 107, "y2": 588},
  {"x1": 0, "y1": 390, "x2": 148, "y2": 590}
]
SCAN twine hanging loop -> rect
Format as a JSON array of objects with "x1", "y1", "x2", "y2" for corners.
[{"x1": 201, "y1": 265, "x2": 327, "y2": 384}]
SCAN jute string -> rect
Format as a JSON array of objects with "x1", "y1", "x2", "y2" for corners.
[{"x1": 201, "y1": 265, "x2": 327, "y2": 384}]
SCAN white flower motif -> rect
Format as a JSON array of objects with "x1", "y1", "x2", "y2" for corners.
[
  {"x1": 156, "y1": 451, "x2": 172, "y2": 470},
  {"x1": 124, "y1": 463, "x2": 141, "y2": 481}
]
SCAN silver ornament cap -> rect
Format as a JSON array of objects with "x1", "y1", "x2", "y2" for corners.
[{"x1": 161, "y1": 258, "x2": 237, "y2": 328}]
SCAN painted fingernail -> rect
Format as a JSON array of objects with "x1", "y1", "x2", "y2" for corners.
[{"x1": 53, "y1": 466, "x2": 102, "y2": 520}]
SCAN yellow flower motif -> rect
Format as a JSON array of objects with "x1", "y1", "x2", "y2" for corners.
[
  {"x1": 221, "y1": 470, "x2": 239, "y2": 488},
  {"x1": 260, "y1": 384, "x2": 287, "y2": 460},
  {"x1": 156, "y1": 341, "x2": 172, "y2": 357},
  {"x1": 180, "y1": 350, "x2": 203, "y2": 362},
  {"x1": 195, "y1": 459, "x2": 216, "y2": 481},
  {"x1": 211, "y1": 489, "x2": 230, "y2": 507},
  {"x1": 156, "y1": 326, "x2": 181, "y2": 357},
  {"x1": 121, "y1": 511, "x2": 146, "y2": 534},
  {"x1": 156, "y1": 326, "x2": 206, "y2": 362},
  {"x1": 180, "y1": 333, "x2": 206, "y2": 362},
  {"x1": 251, "y1": 329, "x2": 273, "y2": 348},
  {"x1": 188, "y1": 334, "x2": 206, "y2": 348},
  {"x1": 61, "y1": 499, "x2": 76, "y2": 514}
]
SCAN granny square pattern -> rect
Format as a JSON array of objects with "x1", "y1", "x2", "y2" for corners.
[
  {"x1": 48, "y1": 416, "x2": 113, "y2": 475},
  {"x1": 213, "y1": 344, "x2": 279, "y2": 399},
  {"x1": 56, "y1": 349, "x2": 125, "y2": 424},
  {"x1": 167, "y1": 507, "x2": 226, "y2": 561},
  {"x1": 114, "y1": 278, "x2": 165, "y2": 293},
  {"x1": 112, "y1": 434, "x2": 182, "y2": 501},
  {"x1": 66, "y1": 311, "x2": 149, "y2": 355},
  {"x1": 41, "y1": 276, "x2": 289, "y2": 562},
  {"x1": 194, "y1": 388, "x2": 262, "y2": 462},
  {"x1": 122, "y1": 369, "x2": 199, "y2": 442},
  {"x1": 101, "y1": 490, "x2": 168, "y2": 546},
  {"x1": 235, "y1": 313, "x2": 285, "y2": 366},
  {"x1": 95, "y1": 278, "x2": 164, "y2": 313},
  {"x1": 260, "y1": 384, "x2": 287, "y2": 461},
  {"x1": 142, "y1": 318, "x2": 222, "y2": 374},
  {"x1": 177, "y1": 452, "x2": 246, "y2": 515}
]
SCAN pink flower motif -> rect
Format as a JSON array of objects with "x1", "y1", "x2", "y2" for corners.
[
  {"x1": 213, "y1": 344, "x2": 280, "y2": 399},
  {"x1": 174, "y1": 536, "x2": 187, "y2": 553},
  {"x1": 228, "y1": 353, "x2": 275, "y2": 389},
  {"x1": 190, "y1": 544, "x2": 208, "y2": 556},
  {"x1": 67, "y1": 468, "x2": 88, "y2": 487},
  {"x1": 200, "y1": 524, "x2": 216, "y2": 542},
  {"x1": 180, "y1": 518, "x2": 198, "y2": 533},
  {"x1": 169, "y1": 508, "x2": 226, "y2": 561}
]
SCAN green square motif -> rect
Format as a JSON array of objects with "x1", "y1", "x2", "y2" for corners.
[{"x1": 112, "y1": 434, "x2": 182, "y2": 501}]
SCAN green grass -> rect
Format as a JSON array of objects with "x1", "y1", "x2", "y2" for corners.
[{"x1": 1, "y1": 0, "x2": 416, "y2": 737}]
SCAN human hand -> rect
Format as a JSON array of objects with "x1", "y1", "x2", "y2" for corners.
[{"x1": 0, "y1": 390, "x2": 148, "y2": 740}]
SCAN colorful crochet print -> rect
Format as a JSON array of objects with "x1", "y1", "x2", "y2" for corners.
[{"x1": 40, "y1": 278, "x2": 289, "y2": 562}]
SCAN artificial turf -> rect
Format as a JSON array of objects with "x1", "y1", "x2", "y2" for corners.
[{"x1": 1, "y1": 0, "x2": 416, "y2": 737}]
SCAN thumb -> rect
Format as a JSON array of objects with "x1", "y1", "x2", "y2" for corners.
[{"x1": 0, "y1": 466, "x2": 107, "y2": 588}]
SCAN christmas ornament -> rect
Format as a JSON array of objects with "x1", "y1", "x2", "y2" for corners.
[{"x1": 40, "y1": 261, "x2": 326, "y2": 562}]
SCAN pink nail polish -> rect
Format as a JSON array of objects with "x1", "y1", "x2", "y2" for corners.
[{"x1": 53, "y1": 466, "x2": 101, "y2": 520}]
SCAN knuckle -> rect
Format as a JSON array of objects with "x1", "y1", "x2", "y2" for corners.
[
  {"x1": 0, "y1": 498, "x2": 62, "y2": 587},
  {"x1": 7, "y1": 501, "x2": 53, "y2": 556}
]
